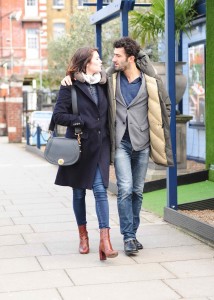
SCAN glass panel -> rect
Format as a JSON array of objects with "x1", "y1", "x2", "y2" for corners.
[{"x1": 188, "y1": 43, "x2": 205, "y2": 127}]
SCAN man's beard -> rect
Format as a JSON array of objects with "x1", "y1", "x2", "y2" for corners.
[{"x1": 114, "y1": 64, "x2": 126, "y2": 71}]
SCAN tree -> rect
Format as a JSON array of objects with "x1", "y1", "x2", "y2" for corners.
[{"x1": 47, "y1": 9, "x2": 120, "y2": 88}]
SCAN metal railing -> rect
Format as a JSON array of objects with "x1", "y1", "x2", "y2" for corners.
[{"x1": 26, "y1": 123, "x2": 50, "y2": 149}]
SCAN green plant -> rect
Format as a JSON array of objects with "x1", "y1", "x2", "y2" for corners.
[{"x1": 130, "y1": 0, "x2": 197, "y2": 46}]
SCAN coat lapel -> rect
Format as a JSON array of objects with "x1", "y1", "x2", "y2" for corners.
[
  {"x1": 74, "y1": 81, "x2": 107, "y2": 111},
  {"x1": 74, "y1": 81, "x2": 95, "y2": 104}
]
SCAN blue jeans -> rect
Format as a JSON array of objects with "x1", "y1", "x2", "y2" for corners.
[
  {"x1": 114, "y1": 139, "x2": 149, "y2": 241},
  {"x1": 73, "y1": 167, "x2": 109, "y2": 229}
]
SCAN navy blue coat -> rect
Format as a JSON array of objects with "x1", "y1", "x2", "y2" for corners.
[{"x1": 53, "y1": 80, "x2": 110, "y2": 189}]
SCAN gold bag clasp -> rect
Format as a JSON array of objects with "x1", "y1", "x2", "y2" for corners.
[{"x1": 58, "y1": 158, "x2": 64, "y2": 165}]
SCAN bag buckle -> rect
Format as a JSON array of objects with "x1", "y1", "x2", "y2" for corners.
[{"x1": 75, "y1": 132, "x2": 82, "y2": 145}]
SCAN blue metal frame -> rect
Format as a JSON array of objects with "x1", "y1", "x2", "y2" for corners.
[
  {"x1": 178, "y1": 32, "x2": 183, "y2": 114},
  {"x1": 89, "y1": 0, "x2": 178, "y2": 209},
  {"x1": 89, "y1": 0, "x2": 146, "y2": 39},
  {"x1": 165, "y1": 0, "x2": 177, "y2": 209}
]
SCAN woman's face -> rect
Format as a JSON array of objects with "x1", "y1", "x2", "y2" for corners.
[{"x1": 86, "y1": 51, "x2": 102, "y2": 75}]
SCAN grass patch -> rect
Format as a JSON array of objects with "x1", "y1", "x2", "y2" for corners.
[{"x1": 143, "y1": 180, "x2": 214, "y2": 217}]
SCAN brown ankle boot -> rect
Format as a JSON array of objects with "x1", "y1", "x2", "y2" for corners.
[
  {"x1": 78, "y1": 224, "x2": 89, "y2": 254},
  {"x1": 99, "y1": 228, "x2": 118, "y2": 260}
]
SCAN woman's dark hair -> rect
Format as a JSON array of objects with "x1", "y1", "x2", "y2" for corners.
[
  {"x1": 113, "y1": 37, "x2": 141, "y2": 60},
  {"x1": 66, "y1": 47, "x2": 99, "y2": 79}
]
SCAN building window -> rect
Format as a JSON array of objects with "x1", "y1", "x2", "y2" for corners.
[
  {"x1": 78, "y1": 0, "x2": 88, "y2": 7},
  {"x1": 53, "y1": 0, "x2": 64, "y2": 8},
  {"x1": 27, "y1": 0, "x2": 36, "y2": 5},
  {"x1": 26, "y1": 29, "x2": 39, "y2": 59},
  {"x1": 25, "y1": 0, "x2": 38, "y2": 16},
  {"x1": 53, "y1": 23, "x2": 65, "y2": 39}
]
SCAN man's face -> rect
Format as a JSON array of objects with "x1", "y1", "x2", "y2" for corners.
[{"x1": 112, "y1": 47, "x2": 130, "y2": 71}]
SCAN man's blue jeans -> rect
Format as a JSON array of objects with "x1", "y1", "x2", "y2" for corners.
[
  {"x1": 114, "y1": 139, "x2": 150, "y2": 241},
  {"x1": 73, "y1": 167, "x2": 109, "y2": 229}
]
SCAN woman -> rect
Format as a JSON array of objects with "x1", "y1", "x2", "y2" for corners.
[{"x1": 53, "y1": 47, "x2": 118, "y2": 260}]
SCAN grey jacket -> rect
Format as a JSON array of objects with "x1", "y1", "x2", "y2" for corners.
[
  {"x1": 115, "y1": 71, "x2": 149, "y2": 151},
  {"x1": 106, "y1": 51, "x2": 174, "y2": 167}
]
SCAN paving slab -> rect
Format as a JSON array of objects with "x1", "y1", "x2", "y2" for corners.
[
  {"x1": 138, "y1": 229, "x2": 202, "y2": 248},
  {"x1": 11, "y1": 196, "x2": 70, "y2": 204},
  {"x1": 0, "y1": 289, "x2": 62, "y2": 300},
  {"x1": 0, "y1": 200, "x2": 13, "y2": 206},
  {"x1": 0, "y1": 235, "x2": 25, "y2": 246},
  {"x1": 23, "y1": 229, "x2": 99, "y2": 244},
  {"x1": 0, "y1": 211, "x2": 22, "y2": 218},
  {"x1": 0, "y1": 219, "x2": 13, "y2": 226},
  {"x1": 0, "y1": 225, "x2": 33, "y2": 235},
  {"x1": 181, "y1": 298, "x2": 209, "y2": 300},
  {"x1": 31, "y1": 220, "x2": 99, "y2": 232},
  {"x1": 37, "y1": 252, "x2": 135, "y2": 270},
  {"x1": 19, "y1": 207, "x2": 73, "y2": 217},
  {"x1": 132, "y1": 244, "x2": 214, "y2": 263},
  {"x1": 66, "y1": 263, "x2": 175, "y2": 285},
  {"x1": 12, "y1": 215, "x2": 76, "y2": 225},
  {"x1": 165, "y1": 277, "x2": 214, "y2": 298},
  {"x1": 0, "y1": 244, "x2": 49, "y2": 259},
  {"x1": 4, "y1": 202, "x2": 65, "y2": 211},
  {"x1": 162, "y1": 258, "x2": 214, "y2": 277},
  {"x1": 0, "y1": 270, "x2": 73, "y2": 292},
  {"x1": 58, "y1": 280, "x2": 180, "y2": 300},
  {"x1": 0, "y1": 257, "x2": 42, "y2": 274}
]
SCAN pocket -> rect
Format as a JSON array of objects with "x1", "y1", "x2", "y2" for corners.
[{"x1": 140, "y1": 123, "x2": 149, "y2": 132}]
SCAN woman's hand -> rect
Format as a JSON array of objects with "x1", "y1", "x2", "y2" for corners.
[{"x1": 61, "y1": 75, "x2": 72, "y2": 86}]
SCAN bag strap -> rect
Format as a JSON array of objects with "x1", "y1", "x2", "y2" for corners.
[
  {"x1": 49, "y1": 85, "x2": 79, "y2": 133},
  {"x1": 71, "y1": 85, "x2": 78, "y2": 115},
  {"x1": 71, "y1": 86, "x2": 82, "y2": 137}
]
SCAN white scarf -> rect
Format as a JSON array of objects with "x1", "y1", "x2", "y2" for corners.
[{"x1": 81, "y1": 72, "x2": 101, "y2": 84}]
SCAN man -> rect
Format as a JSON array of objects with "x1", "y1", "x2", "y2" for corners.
[{"x1": 61, "y1": 37, "x2": 173, "y2": 255}]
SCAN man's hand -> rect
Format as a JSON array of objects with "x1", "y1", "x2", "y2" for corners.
[{"x1": 61, "y1": 75, "x2": 72, "y2": 86}]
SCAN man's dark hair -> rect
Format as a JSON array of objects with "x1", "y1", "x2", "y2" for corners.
[{"x1": 113, "y1": 37, "x2": 141, "y2": 59}]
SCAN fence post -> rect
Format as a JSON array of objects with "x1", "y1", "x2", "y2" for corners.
[
  {"x1": 36, "y1": 125, "x2": 41, "y2": 149},
  {"x1": 26, "y1": 123, "x2": 30, "y2": 145}
]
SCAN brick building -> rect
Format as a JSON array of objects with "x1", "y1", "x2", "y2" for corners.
[
  {"x1": 0, "y1": 0, "x2": 104, "y2": 140},
  {"x1": 0, "y1": 0, "x2": 48, "y2": 78},
  {"x1": 0, "y1": 0, "x2": 77, "y2": 139}
]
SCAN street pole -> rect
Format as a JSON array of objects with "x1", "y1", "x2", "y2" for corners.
[
  {"x1": 9, "y1": 14, "x2": 13, "y2": 74},
  {"x1": 8, "y1": 11, "x2": 22, "y2": 75},
  {"x1": 39, "y1": 31, "x2": 43, "y2": 89}
]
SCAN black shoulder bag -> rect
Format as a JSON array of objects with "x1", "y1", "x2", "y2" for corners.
[{"x1": 44, "y1": 86, "x2": 82, "y2": 166}]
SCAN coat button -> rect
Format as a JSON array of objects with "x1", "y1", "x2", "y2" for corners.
[
  {"x1": 98, "y1": 130, "x2": 101, "y2": 134},
  {"x1": 97, "y1": 118, "x2": 100, "y2": 120}
]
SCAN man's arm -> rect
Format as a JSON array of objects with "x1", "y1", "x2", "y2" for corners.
[{"x1": 61, "y1": 75, "x2": 72, "y2": 86}]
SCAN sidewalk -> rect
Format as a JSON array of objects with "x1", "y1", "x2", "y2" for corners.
[{"x1": 0, "y1": 136, "x2": 214, "y2": 300}]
